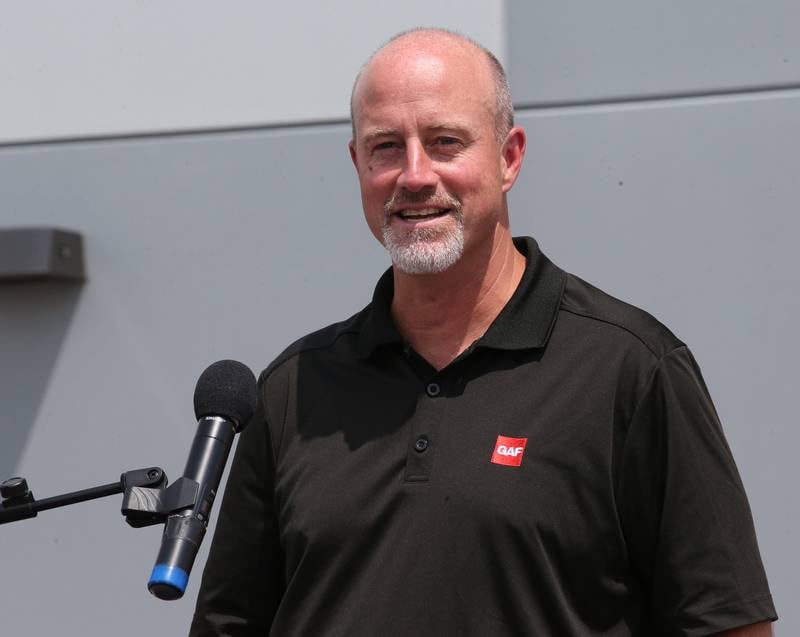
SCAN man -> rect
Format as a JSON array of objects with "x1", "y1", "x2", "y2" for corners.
[{"x1": 190, "y1": 29, "x2": 776, "y2": 635}]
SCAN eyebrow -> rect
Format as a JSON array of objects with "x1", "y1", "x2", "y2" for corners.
[
  {"x1": 428, "y1": 123, "x2": 472, "y2": 138},
  {"x1": 361, "y1": 128, "x2": 401, "y2": 146},
  {"x1": 361, "y1": 123, "x2": 473, "y2": 145}
]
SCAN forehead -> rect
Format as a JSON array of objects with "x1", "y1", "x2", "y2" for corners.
[{"x1": 352, "y1": 40, "x2": 495, "y2": 136}]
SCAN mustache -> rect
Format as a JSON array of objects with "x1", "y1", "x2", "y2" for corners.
[{"x1": 383, "y1": 190, "x2": 462, "y2": 216}]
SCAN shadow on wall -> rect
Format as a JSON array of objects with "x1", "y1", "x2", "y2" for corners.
[{"x1": 0, "y1": 281, "x2": 83, "y2": 477}]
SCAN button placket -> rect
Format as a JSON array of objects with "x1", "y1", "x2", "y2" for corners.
[
  {"x1": 404, "y1": 379, "x2": 448, "y2": 482},
  {"x1": 402, "y1": 363, "x2": 454, "y2": 482}
]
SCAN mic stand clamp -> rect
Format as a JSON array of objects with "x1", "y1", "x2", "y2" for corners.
[{"x1": 121, "y1": 477, "x2": 199, "y2": 528}]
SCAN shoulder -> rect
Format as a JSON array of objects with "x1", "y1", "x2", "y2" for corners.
[
  {"x1": 258, "y1": 305, "x2": 370, "y2": 385},
  {"x1": 252, "y1": 306, "x2": 371, "y2": 445},
  {"x1": 558, "y1": 271, "x2": 684, "y2": 360}
]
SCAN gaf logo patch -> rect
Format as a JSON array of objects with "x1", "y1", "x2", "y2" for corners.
[{"x1": 491, "y1": 435, "x2": 528, "y2": 467}]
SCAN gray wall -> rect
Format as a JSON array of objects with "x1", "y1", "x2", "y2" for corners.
[
  {"x1": 506, "y1": 3, "x2": 799, "y2": 630},
  {"x1": 0, "y1": 1, "x2": 504, "y2": 144},
  {"x1": 1, "y1": 2, "x2": 797, "y2": 635}
]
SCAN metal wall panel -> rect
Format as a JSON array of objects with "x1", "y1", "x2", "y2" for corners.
[
  {"x1": 508, "y1": 0, "x2": 800, "y2": 106},
  {"x1": 0, "y1": 126, "x2": 385, "y2": 636},
  {"x1": 512, "y1": 94, "x2": 798, "y2": 632},
  {"x1": 1, "y1": 91, "x2": 795, "y2": 634},
  {"x1": 0, "y1": 1, "x2": 504, "y2": 144}
]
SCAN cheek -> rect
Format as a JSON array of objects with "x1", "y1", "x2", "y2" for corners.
[
  {"x1": 360, "y1": 166, "x2": 401, "y2": 208},
  {"x1": 363, "y1": 211, "x2": 384, "y2": 243},
  {"x1": 361, "y1": 200, "x2": 383, "y2": 240},
  {"x1": 359, "y1": 173, "x2": 391, "y2": 239},
  {"x1": 444, "y1": 168, "x2": 497, "y2": 206}
]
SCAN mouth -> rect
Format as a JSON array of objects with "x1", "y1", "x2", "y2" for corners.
[{"x1": 394, "y1": 208, "x2": 451, "y2": 221}]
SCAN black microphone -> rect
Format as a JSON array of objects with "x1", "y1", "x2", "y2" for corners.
[{"x1": 147, "y1": 360, "x2": 257, "y2": 600}]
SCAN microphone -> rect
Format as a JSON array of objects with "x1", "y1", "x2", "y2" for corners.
[{"x1": 147, "y1": 360, "x2": 258, "y2": 600}]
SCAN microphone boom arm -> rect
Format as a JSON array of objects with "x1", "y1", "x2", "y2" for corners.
[{"x1": 0, "y1": 467, "x2": 176, "y2": 526}]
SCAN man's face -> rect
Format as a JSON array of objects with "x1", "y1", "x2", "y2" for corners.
[{"x1": 349, "y1": 40, "x2": 511, "y2": 274}]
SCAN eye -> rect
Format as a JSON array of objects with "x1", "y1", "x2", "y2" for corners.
[
  {"x1": 373, "y1": 141, "x2": 400, "y2": 152},
  {"x1": 431, "y1": 136, "x2": 463, "y2": 152}
]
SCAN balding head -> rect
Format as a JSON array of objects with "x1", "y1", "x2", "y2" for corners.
[
  {"x1": 347, "y1": 27, "x2": 527, "y2": 277},
  {"x1": 350, "y1": 28, "x2": 513, "y2": 144}
]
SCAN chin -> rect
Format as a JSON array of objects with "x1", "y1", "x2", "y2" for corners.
[{"x1": 384, "y1": 229, "x2": 465, "y2": 275}]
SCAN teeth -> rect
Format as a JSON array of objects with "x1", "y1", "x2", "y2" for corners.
[{"x1": 401, "y1": 208, "x2": 445, "y2": 218}]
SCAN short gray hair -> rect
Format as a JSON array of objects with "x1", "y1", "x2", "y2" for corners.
[{"x1": 350, "y1": 28, "x2": 514, "y2": 143}]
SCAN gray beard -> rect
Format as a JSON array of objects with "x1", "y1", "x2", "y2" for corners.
[{"x1": 382, "y1": 210, "x2": 464, "y2": 274}]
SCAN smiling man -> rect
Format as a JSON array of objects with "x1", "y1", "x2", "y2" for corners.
[{"x1": 190, "y1": 29, "x2": 776, "y2": 636}]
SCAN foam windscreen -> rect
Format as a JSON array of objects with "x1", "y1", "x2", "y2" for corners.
[{"x1": 193, "y1": 360, "x2": 258, "y2": 432}]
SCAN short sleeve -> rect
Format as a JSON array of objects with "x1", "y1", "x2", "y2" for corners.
[
  {"x1": 189, "y1": 382, "x2": 284, "y2": 636},
  {"x1": 619, "y1": 346, "x2": 776, "y2": 635}
]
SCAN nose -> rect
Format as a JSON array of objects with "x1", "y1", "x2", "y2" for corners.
[{"x1": 396, "y1": 139, "x2": 438, "y2": 192}]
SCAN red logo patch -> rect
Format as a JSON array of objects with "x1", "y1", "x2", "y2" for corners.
[{"x1": 491, "y1": 435, "x2": 528, "y2": 467}]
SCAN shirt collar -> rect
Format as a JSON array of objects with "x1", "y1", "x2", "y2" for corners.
[{"x1": 355, "y1": 236, "x2": 566, "y2": 359}]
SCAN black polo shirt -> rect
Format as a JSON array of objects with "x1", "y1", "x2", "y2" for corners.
[{"x1": 190, "y1": 237, "x2": 776, "y2": 636}]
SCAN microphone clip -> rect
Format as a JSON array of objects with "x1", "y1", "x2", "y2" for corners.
[{"x1": 121, "y1": 475, "x2": 199, "y2": 528}]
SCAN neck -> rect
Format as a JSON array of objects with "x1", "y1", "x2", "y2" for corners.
[{"x1": 391, "y1": 227, "x2": 525, "y2": 371}]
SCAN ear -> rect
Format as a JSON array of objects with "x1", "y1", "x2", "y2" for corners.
[
  {"x1": 500, "y1": 127, "x2": 526, "y2": 193},
  {"x1": 348, "y1": 139, "x2": 359, "y2": 171}
]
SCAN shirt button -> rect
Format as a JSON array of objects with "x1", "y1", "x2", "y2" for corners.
[
  {"x1": 414, "y1": 436, "x2": 429, "y2": 453},
  {"x1": 426, "y1": 382, "x2": 441, "y2": 397}
]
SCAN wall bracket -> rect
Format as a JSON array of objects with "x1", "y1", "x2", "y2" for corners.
[{"x1": 0, "y1": 227, "x2": 86, "y2": 281}]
